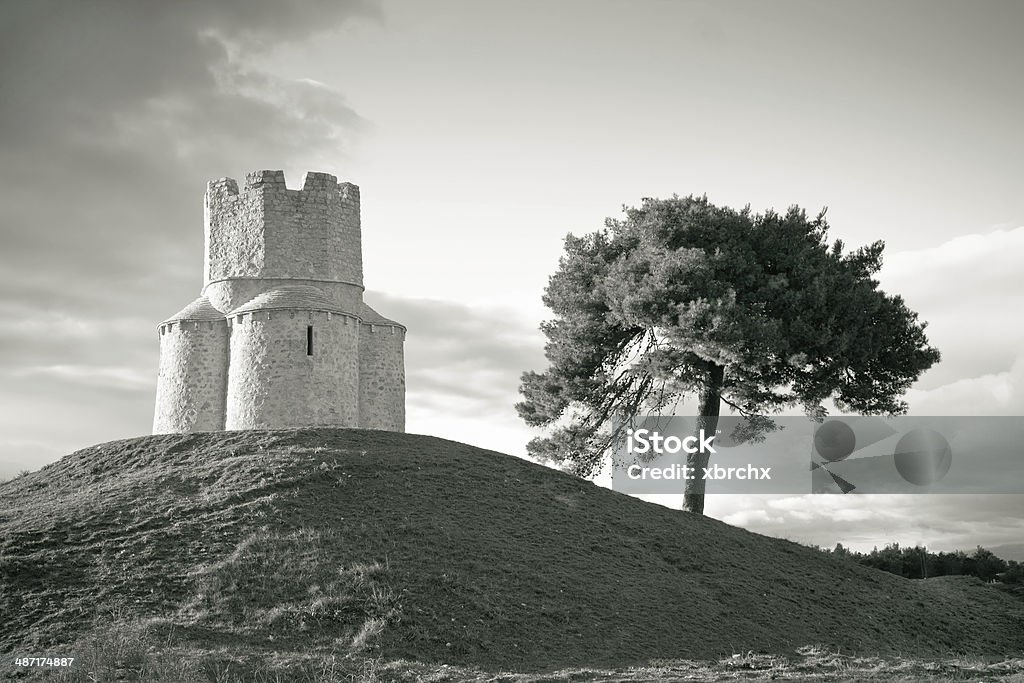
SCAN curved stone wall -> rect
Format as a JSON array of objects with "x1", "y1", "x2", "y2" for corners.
[
  {"x1": 224, "y1": 309, "x2": 360, "y2": 429},
  {"x1": 153, "y1": 320, "x2": 229, "y2": 433},
  {"x1": 358, "y1": 323, "x2": 406, "y2": 431},
  {"x1": 202, "y1": 278, "x2": 363, "y2": 318}
]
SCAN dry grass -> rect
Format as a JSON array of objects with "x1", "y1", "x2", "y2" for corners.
[{"x1": 11, "y1": 634, "x2": 1024, "y2": 683}]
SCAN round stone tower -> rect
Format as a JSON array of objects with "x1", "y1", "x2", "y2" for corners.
[
  {"x1": 358, "y1": 304, "x2": 407, "y2": 431},
  {"x1": 153, "y1": 296, "x2": 229, "y2": 433},
  {"x1": 152, "y1": 170, "x2": 406, "y2": 434},
  {"x1": 224, "y1": 285, "x2": 360, "y2": 429}
]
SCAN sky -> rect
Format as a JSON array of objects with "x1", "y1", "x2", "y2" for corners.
[{"x1": 1, "y1": 0, "x2": 1022, "y2": 553}]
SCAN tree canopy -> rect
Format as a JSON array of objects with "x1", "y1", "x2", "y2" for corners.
[{"x1": 518, "y1": 195, "x2": 940, "y2": 512}]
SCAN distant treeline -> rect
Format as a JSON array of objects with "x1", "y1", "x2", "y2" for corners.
[{"x1": 817, "y1": 542, "x2": 1023, "y2": 584}]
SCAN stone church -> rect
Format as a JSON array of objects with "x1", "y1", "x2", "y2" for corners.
[{"x1": 153, "y1": 170, "x2": 405, "y2": 433}]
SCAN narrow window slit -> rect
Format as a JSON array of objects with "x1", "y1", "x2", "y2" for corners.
[{"x1": 306, "y1": 325, "x2": 314, "y2": 356}]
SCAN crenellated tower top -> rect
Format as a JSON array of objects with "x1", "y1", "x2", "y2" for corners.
[{"x1": 203, "y1": 170, "x2": 363, "y2": 288}]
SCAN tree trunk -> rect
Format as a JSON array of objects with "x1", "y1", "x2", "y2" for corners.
[{"x1": 682, "y1": 363, "x2": 724, "y2": 515}]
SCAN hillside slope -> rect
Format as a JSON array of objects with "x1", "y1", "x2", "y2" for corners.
[{"x1": 1, "y1": 428, "x2": 1021, "y2": 671}]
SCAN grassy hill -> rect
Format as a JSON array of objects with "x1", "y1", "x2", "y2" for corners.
[{"x1": 1, "y1": 428, "x2": 1022, "y2": 680}]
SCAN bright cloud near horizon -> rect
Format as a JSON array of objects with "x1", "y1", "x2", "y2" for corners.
[{"x1": 1, "y1": 0, "x2": 1022, "y2": 554}]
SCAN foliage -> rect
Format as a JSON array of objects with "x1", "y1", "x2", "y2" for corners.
[
  {"x1": 518, "y1": 195, "x2": 941, "y2": 489},
  {"x1": 827, "y1": 542, "x2": 1022, "y2": 583}
]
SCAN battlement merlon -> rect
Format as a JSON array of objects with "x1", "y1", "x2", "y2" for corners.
[
  {"x1": 203, "y1": 170, "x2": 364, "y2": 287},
  {"x1": 204, "y1": 170, "x2": 360, "y2": 208}
]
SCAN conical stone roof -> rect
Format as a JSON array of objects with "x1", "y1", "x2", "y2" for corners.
[
  {"x1": 162, "y1": 295, "x2": 225, "y2": 323},
  {"x1": 229, "y1": 285, "x2": 343, "y2": 315}
]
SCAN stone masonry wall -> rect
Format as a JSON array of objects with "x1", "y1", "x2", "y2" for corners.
[
  {"x1": 204, "y1": 177, "x2": 265, "y2": 284},
  {"x1": 204, "y1": 171, "x2": 362, "y2": 290},
  {"x1": 153, "y1": 321, "x2": 229, "y2": 433},
  {"x1": 358, "y1": 323, "x2": 406, "y2": 431},
  {"x1": 263, "y1": 172, "x2": 362, "y2": 284},
  {"x1": 225, "y1": 310, "x2": 360, "y2": 429}
]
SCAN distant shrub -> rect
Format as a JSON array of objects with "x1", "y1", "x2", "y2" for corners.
[{"x1": 821, "y1": 542, "x2": 1020, "y2": 584}]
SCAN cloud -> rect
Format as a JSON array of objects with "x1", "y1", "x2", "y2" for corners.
[
  {"x1": 716, "y1": 494, "x2": 1024, "y2": 553},
  {"x1": 877, "y1": 226, "x2": 1024, "y2": 393},
  {"x1": 365, "y1": 292, "x2": 552, "y2": 457},
  {"x1": 0, "y1": 303, "x2": 154, "y2": 378},
  {"x1": 905, "y1": 357, "x2": 1024, "y2": 416},
  {"x1": 11, "y1": 365, "x2": 153, "y2": 393},
  {"x1": 364, "y1": 292, "x2": 547, "y2": 453},
  {"x1": 0, "y1": 1, "x2": 378, "y2": 137},
  {"x1": 0, "y1": 0, "x2": 377, "y2": 316}
]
